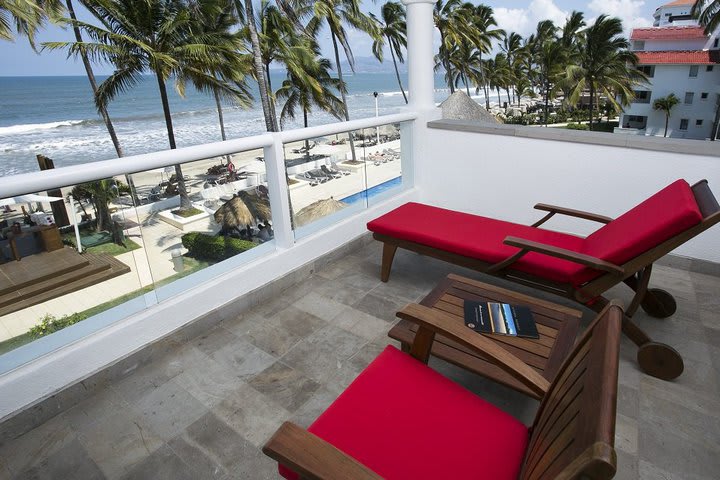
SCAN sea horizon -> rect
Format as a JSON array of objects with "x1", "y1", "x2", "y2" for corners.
[{"x1": 0, "y1": 72, "x2": 498, "y2": 177}]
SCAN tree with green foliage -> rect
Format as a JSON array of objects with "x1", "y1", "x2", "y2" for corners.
[
  {"x1": 0, "y1": 0, "x2": 61, "y2": 45},
  {"x1": 371, "y1": 1, "x2": 407, "y2": 104},
  {"x1": 567, "y1": 15, "x2": 646, "y2": 131},
  {"x1": 692, "y1": 0, "x2": 720, "y2": 34},
  {"x1": 46, "y1": 0, "x2": 250, "y2": 210},
  {"x1": 653, "y1": 93, "x2": 680, "y2": 137}
]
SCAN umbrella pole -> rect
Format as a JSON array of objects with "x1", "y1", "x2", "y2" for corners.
[{"x1": 69, "y1": 195, "x2": 83, "y2": 253}]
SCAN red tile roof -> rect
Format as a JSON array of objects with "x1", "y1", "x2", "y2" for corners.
[
  {"x1": 631, "y1": 26, "x2": 707, "y2": 40},
  {"x1": 635, "y1": 50, "x2": 720, "y2": 64},
  {"x1": 662, "y1": 0, "x2": 696, "y2": 6}
]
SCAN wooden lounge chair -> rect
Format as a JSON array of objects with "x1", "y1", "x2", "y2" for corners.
[
  {"x1": 263, "y1": 302, "x2": 623, "y2": 480},
  {"x1": 367, "y1": 179, "x2": 720, "y2": 380}
]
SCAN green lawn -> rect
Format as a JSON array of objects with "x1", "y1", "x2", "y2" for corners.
[
  {"x1": 61, "y1": 234, "x2": 141, "y2": 256},
  {"x1": 0, "y1": 256, "x2": 210, "y2": 356}
]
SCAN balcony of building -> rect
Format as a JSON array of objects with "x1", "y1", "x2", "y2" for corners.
[{"x1": 1, "y1": 0, "x2": 720, "y2": 478}]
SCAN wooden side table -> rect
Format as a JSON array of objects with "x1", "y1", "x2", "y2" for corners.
[{"x1": 389, "y1": 273, "x2": 583, "y2": 399}]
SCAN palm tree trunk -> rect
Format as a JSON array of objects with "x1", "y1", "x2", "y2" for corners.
[
  {"x1": 588, "y1": 83, "x2": 595, "y2": 131},
  {"x1": 506, "y1": 88, "x2": 511, "y2": 108},
  {"x1": 246, "y1": 0, "x2": 277, "y2": 132},
  {"x1": 213, "y1": 88, "x2": 231, "y2": 165},
  {"x1": 464, "y1": 72, "x2": 470, "y2": 96},
  {"x1": 388, "y1": 37, "x2": 407, "y2": 104},
  {"x1": 496, "y1": 86, "x2": 501, "y2": 110},
  {"x1": 66, "y1": 0, "x2": 140, "y2": 203},
  {"x1": 664, "y1": 113, "x2": 669, "y2": 137},
  {"x1": 156, "y1": 74, "x2": 191, "y2": 210},
  {"x1": 303, "y1": 107, "x2": 310, "y2": 162},
  {"x1": 331, "y1": 31, "x2": 357, "y2": 162},
  {"x1": 544, "y1": 81, "x2": 549, "y2": 127},
  {"x1": 214, "y1": 89, "x2": 227, "y2": 141}
]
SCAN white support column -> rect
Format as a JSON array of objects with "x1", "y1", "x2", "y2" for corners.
[
  {"x1": 402, "y1": 0, "x2": 436, "y2": 110},
  {"x1": 264, "y1": 134, "x2": 294, "y2": 249}
]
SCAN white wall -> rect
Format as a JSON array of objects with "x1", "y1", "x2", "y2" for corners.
[
  {"x1": 644, "y1": 38, "x2": 707, "y2": 51},
  {"x1": 419, "y1": 128, "x2": 720, "y2": 263}
]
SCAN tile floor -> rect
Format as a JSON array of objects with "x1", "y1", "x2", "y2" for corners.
[{"x1": 1, "y1": 240, "x2": 719, "y2": 479}]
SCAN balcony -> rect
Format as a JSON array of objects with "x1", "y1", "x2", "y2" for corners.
[{"x1": 1, "y1": 0, "x2": 720, "y2": 477}]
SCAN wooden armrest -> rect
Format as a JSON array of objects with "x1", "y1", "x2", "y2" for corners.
[
  {"x1": 263, "y1": 422, "x2": 381, "y2": 480},
  {"x1": 533, "y1": 203, "x2": 613, "y2": 227},
  {"x1": 503, "y1": 236, "x2": 625, "y2": 276},
  {"x1": 397, "y1": 303, "x2": 550, "y2": 398}
]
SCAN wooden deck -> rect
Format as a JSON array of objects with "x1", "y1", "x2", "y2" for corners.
[{"x1": 0, "y1": 248, "x2": 131, "y2": 316}]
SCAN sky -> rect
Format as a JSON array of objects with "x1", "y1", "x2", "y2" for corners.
[{"x1": 0, "y1": 0, "x2": 658, "y2": 77}]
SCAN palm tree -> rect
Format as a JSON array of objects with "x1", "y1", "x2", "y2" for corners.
[
  {"x1": 276, "y1": 54, "x2": 346, "y2": 157},
  {"x1": 471, "y1": 4, "x2": 503, "y2": 109},
  {"x1": 0, "y1": 0, "x2": 61, "y2": 45},
  {"x1": 500, "y1": 31, "x2": 523, "y2": 104},
  {"x1": 653, "y1": 93, "x2": 680, "y2": 137},
  {"x1": 692, "y1": 0, "x2": 720, "y2": 34},
  {"x1": 371, "y1": 1, "x2": 407, "y2": 104},
  {"x1": 434, "y1": 0, "x2": 472, "y2": 94},
  {"x1": 567, "y1": 15, "x2": 646, "y2": 131},
  {"x1": 537, "y1": 40, "x2": 566, "y2": 126},
  {"x1": 46, "y1": 0, "x2": 251, "y2": 210},
  {"x1": 240, "y1": 0, "x2": 278, "y2": 132},
  {"x1": 191, "y1": 0, "x2": 253, "y2": 145},
  {"x1": 305, "y1": 0, "x2": 377, "y2": 161}
]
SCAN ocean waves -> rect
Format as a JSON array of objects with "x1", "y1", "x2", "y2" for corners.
[{"x1": 0, "y1": 119, "x2": 88, "y2": 136}]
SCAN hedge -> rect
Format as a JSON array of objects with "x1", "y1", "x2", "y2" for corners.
[{"x1": 182, "y1": 232, "x2": 255, "y2": 261}]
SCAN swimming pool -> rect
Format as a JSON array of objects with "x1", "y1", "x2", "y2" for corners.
[{"x1": 341, "y1": 176, "x2": 402, "y2": 204}]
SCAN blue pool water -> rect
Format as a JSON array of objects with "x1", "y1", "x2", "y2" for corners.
[{"x1": 341, "y1": 176, "x2": 402, "y2": 204}]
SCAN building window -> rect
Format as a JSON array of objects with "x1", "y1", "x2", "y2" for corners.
[
  {"x1": 637, "y1": 65, "x2": 655, "y2": 77},
  {"x1": 707, "y1": 65, "x2": 714, "y2": 72},
  {"x1": 634, "y1": 90, "x2": 652, "y2": 103},
  {"x1": 690, "y1": 65, "x2": 699, "y2": 77},
  {"x1": 702, "y1": 92, "x2": 709, "y2": 100},
  {"x1": 685, "y1": 92, "x2": 695, "y2": 104},
  {"x1": 633, "y1": 40, "x2": 645, "y2": 50},
  {"x1": 680, "y1": 119, "x2": 689, "y2": 130},
  {"x1": 696, "y1": 119, "x2": 704, "y2": 126},
  {"x1": 714, "y1": 38, "x2": 719, "y2": 48}
]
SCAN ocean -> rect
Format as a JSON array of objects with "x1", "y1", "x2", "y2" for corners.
[{"x1": 0, "y1": 72, "x2": 476, "y2": 177}]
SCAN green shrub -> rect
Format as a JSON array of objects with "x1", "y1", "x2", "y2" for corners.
[
  {"x1": 566, "y1": 123, "x2": 589, "y2": 131},
  {"x1": 28, "y1": 312, "x2": 88, "y2": 338},
  {"x1": 182, "y1": 232, "x2": 255, "y2": 261}
]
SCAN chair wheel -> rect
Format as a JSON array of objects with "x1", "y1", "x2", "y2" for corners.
[
  {"x1": 637, "y1": 342, "x2": 684, "y2": 380},
  {"x1": 641, "y1": 288, "x2": 677, "y2": 318}
]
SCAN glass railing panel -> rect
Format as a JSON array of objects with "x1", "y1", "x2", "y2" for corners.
[
  {"x1": 0, "y1": 183, "x2": 153, "y2": 367},
  {"x1": 353, "y1": 122, "x2": 405, "y2": 208},
  {"x1": 125, "y1": 147, "x2": 273, "y2": 303},
  {"x1": 286, "y1": 132, "x2": 368, "y2": 238}
]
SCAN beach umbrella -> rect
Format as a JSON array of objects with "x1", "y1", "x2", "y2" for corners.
[
  {"x1": 214, "y1": 196, "x2": 253, "y2": 229},
  {"x1": 294, "y1": 198, "x2": 347, "y2": 227},
  {"x1": 238, "y1": 190, "x2": 271, "y2": 223},
  {"x1": 0, "y1": 194, "x2": 64, "y2": 207}
]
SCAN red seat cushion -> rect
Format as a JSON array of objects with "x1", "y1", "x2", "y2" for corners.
[
  {"x1": 581, "y1": 179, "x2": 702, "y2": 283},
  {"x1": 368, "y1": 202, "x2": 588, "y2": 283},
  {"x1": 367, "y1": 180, "x2": 703, "y2": 285},
  {"x1": 279, "y1": 345, "x2": 529, "y2": 480}
]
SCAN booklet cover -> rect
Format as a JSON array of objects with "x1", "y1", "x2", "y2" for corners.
[{"x1": 463, "y1": 301, "x2": 539, "y2": 339}]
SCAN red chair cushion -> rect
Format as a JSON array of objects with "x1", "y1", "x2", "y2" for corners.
[
  {"x1": 581, "y1": 179, "x2": 702, "y2": 282},
  {"x1": 279, "y1": 345, "x2": 529, "y2": 480},
  {"x1": 368, "y1": 202, "x2": 588, "y2": 283}
]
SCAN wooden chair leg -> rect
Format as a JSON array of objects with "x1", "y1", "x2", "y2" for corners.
[
  {"x1": 380, "y1": 243, "x2": 398, "y2": 282},
  {"x1": 623, "y1": 265, "x2": 677, "y2": 318}
]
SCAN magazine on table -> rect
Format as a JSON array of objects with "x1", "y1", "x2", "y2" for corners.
[{"x1": 463, "y1": 301, "x2": 539, "y2": 339}]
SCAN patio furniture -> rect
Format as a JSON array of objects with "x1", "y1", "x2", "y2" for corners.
[
  {"x1": 367, "y1": 179, "x2": 720, "y2": 380},
  {"x1": 263, "y1": 302, "x2": 623, "y2": 480},
  {"x1": 389, "y1": 274, "x2": 583, "y2": 399}
]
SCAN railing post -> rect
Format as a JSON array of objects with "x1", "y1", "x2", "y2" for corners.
[
  {"x1": 403, "y1": 0, "x2": 436, "y2": 110},
  {"x1": 264, "y1": 134, "x2": 294, "y2": 249}
]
